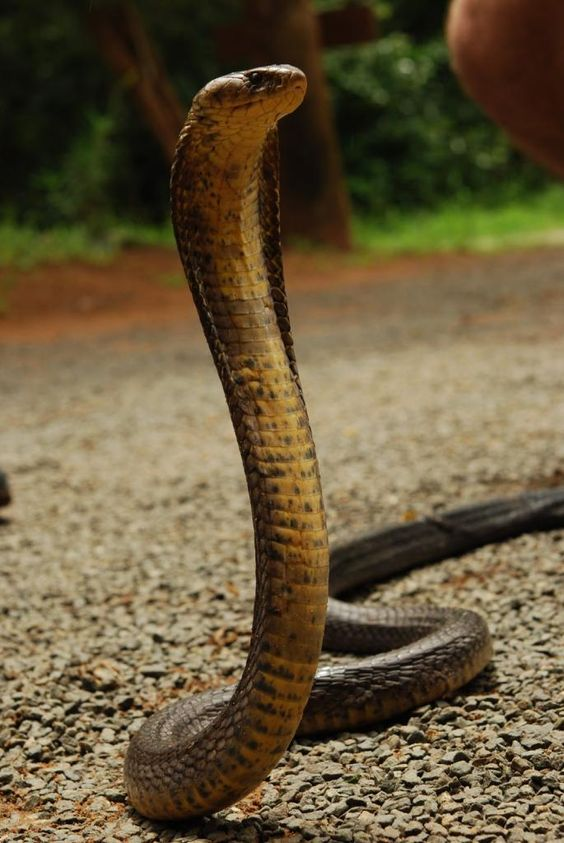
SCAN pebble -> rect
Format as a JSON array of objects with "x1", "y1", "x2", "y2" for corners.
[{"x1": 1, "y1": 252, "x2": 563, "y2": 840}]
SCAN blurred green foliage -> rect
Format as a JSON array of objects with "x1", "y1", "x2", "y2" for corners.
[
  {"x1": 0, "y1": 0, "x2": 237, "y2": 228},
  {"x1": 0, "y1": 0, "x2": 550, "y2": 231},
  {"x1": 325, "y1": 34, "x2": 547, "y2": 216}
]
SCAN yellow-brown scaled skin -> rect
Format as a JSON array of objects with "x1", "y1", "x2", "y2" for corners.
[
  {"x1": 124, "y1": 66, "x2": 330, "y2": 820},
  {"x1": 124, "y1": 63, "x2": 504, "y2": 824}
]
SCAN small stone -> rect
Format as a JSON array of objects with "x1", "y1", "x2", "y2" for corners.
[
  {"x1": 0, "y1": 768, "x2": 14, "y2": 785},
  {"x1": 440, "y1": 750, "x2": 469, "y2": 764},
  {"x1": 100, "y1": 727, "x2": 115, "y2": 742},
  {"x1": 434, "y1": 710, "x2": 458, "y2": 724},
  {"x1": 403, "y1": 769, "x2": 421, "y2": 786},
  {"x1": 511, "y1": 756, "x2": 530, "y2": 773},
  {"x1": 24, "y1": 742, "x2": 44, "y2": 761},
  {"x1": 139, "y1": 664, "x2": 167, "y2": 678},
  {"x1": 320, "y1": 762, "x2": 342, "y2": 780},
  {"x1": 358, "y1": 810, "x2": 376, "y2": 827},
  {"x1": 406, "y1": 729, "x2": 426, "y2": 745},
  {"x1": 449, "y1": 761, "x2": 473, "y2": 777},
  {"x1": 103, "y1": 788, "x2": 127, "y2": 803},
  {"x1": 404, "y1": 821, "x2": 424, "y2": 835},
  {"x1": 374, "y1": 813, "x2": 395, "y2": 827}
]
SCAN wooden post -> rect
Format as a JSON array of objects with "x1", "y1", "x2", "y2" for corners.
[
  {"x1": 219, "y1": 0, "x2": 357, "y2": 249},
  {"x1": 87, "y1": 1, "x2": 374, "y2": 248}
]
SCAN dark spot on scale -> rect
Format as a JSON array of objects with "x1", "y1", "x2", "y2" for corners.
[
  {"x1": 304, "y1": 501, "x2": 312, "y2": 512},
  {"x1": 227, "y1": 746, "x2": 250, "y2": 767},
  {"x1": 256, "y1": 676, "x2": 277, "y2": 696},
  {"x1": 244, "y1": 358, "x2": 256, "y2": 368},
  {"x1": 246, "y1": 738, "x2": 259, "y2": 751},
  {"x1": 258, "y1": 659, "x2": 294, "y2": 680},
  {"x1": 271, "y1": 484, "x2": 279, "y2": 493},
  {"x1": 255, "y1": 699, "x2": 277, "y2": 716},
  {"x1": 251, "y1": 719, "x2": 273, "y2": 735}
]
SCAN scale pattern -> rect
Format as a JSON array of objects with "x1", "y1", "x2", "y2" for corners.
[{"x1": 123, "y1": 65, "x2": 564, "y2": 821}]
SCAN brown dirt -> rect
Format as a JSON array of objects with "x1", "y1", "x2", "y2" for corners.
[{"x1": 0, "y1": 245, "x2": 485, "y2": 344}]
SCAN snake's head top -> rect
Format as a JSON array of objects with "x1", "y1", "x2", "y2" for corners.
[{"x1": 191, "y1": 65, "x2": 307, "y2": 129}]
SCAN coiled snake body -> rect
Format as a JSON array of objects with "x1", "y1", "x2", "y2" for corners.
[{"x1": 124, "y1": 65, "x2": 564, "y2": 820}]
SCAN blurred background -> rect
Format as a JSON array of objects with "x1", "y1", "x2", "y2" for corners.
[{"x1": 2, "y1": 0, "x2": 564, "y2": 275}]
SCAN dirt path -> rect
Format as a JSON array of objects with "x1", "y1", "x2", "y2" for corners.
[
  {"x1": 1, "y1": 245, "x2": 563, "y2": 842},
  {"x1": 0, "y1": 245, "x2": 512, "y2": 344}
]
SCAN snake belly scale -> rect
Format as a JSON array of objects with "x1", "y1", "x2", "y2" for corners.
[{"x1": 123, "y1": 65, "x2": 564, "y2": 821}]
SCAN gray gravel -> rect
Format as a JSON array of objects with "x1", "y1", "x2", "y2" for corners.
[{"x1": 1, "y1": 246, "x2": 563, "y2": 842}]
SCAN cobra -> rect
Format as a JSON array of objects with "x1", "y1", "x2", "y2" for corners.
[{"x1": 124, "y1": 65, "x2": 564, "y2": 820}]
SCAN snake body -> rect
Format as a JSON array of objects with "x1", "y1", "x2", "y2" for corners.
[{"x1": 124, "y1": 65, "x2": 564, "y2": 820}]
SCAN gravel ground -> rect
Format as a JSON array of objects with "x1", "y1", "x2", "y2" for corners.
[{"x1": 1, "y1": 247, "x2": 563, "y2": 842}]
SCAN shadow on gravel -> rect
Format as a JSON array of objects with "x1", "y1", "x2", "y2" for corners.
[{"x1": 128, "y1": 810, "x2": 323, "y2": 842}]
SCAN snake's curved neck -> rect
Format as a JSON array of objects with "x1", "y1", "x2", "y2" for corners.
[{"x1": 128, "y1": 97, "x2": 329, "y2": 818}]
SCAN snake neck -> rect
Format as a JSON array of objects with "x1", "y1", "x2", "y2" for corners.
[{"x1": 165, "y1": 113, "x2": 329, "y2": 813}]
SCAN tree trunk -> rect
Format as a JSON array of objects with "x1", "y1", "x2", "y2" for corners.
[
  {"x1": 87, "y1": 0, "x2": 184, "y2": 163},
  {"x1": 87, "y1": 0, "x2": 351, "y2": 248},
  {"x1": 243, "y1": 0, "x2": 352, "y2": 249}
]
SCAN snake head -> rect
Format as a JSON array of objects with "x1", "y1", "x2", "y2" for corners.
[{"x1": 191, "y1": 64, "x2": 307, "y2": 128}]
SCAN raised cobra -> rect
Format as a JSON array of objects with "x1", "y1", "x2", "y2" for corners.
[{"x1": 124, "y1": 65, "x2": 564, "y2": 820}]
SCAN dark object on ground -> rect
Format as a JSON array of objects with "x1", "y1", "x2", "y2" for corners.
[
  {"x1": 329, "y1": 487, "x2": 564, "y2": 595},
  {"x1": 0, "y1": 470, "x2": 11, "y2": 508}
]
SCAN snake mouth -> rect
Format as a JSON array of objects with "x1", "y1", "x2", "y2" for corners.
[{"x1": 194, "y1": 64, "x2": 307, "y2": 120}]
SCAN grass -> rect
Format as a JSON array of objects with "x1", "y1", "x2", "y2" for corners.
[
  {"x1": 0, "y1": 220, "x2": 174, "y2": 269},
  {"x1": 2, "y1": 186, "x2": 564, "y2": 270},
  {"x1": 354, "y1": 185, "x2": 564, "y2": 256}
]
